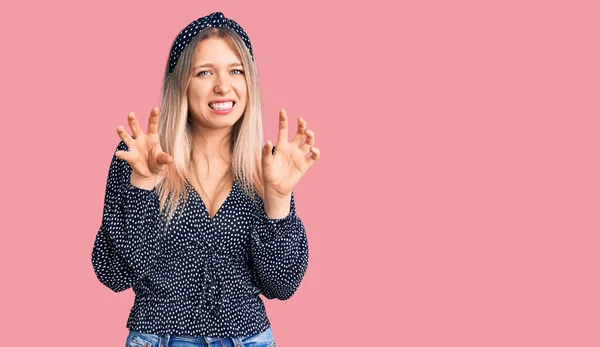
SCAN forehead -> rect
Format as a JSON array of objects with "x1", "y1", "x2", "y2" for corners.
[{"x1": 193, "y1": 37, "x2": 241, "y2": 64}]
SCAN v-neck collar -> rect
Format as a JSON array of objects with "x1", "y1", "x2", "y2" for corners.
[{"x1": 185, "y1": 177, "x2": 237, "y2": 221}]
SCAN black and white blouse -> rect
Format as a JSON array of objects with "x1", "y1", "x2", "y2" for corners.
[{"x1": 91, "y1": 141, "x2": 309, "y2": 338}]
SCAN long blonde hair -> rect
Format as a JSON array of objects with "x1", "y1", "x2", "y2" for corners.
[{"x1": 155, "y1": 26, "x2": 265, "y2": 221}]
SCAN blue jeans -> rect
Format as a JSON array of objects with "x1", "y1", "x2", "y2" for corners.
[{"x1": 125, "y1": 326, "x2": 275, "y2": 347}]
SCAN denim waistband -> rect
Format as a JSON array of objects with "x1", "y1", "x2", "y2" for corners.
[{"x1": 126, "y1": 326, "x2": 274, "y2": 347}]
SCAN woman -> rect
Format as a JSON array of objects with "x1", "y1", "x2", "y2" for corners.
[{"x1": 91, "y1": 12, "x2": 320, "y2": 347}]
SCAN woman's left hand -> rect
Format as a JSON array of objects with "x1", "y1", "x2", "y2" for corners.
[{"x1": 261, "y1": 109, "x2": 320, "y2": 198}]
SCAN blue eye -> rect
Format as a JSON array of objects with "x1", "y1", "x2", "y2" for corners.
[{"x1": 196, "y1": 70, "x2": 243, "y2": 76}]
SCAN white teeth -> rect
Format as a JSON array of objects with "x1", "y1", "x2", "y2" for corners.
[{"x1": 209, "y1": 101, "x2": 234, "y2": 110}]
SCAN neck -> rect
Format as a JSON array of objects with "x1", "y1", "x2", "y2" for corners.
[{"x1": 191, "y1": 126, "x2": 233, "y2": 167}]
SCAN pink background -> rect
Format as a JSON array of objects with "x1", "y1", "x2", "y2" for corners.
[{"x1": 1, "y1": 0, "x2": 599, "y2": 346}]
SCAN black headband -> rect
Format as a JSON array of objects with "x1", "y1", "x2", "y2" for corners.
[{"x1": 168, "y1": 12, "x2": 254, "y2": 74}]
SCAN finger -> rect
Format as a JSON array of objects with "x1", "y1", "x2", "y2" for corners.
[
  {"x1": 115, "y1": 149, "x2": 131, "y2": 162},
  {"x1": 156, "y1": 151, "x2": 173, "y2": 166},
  {"x1": 277, "y1": 109, "x2": 289, "y2": 144},
  {"x1": 127, "y1": 112, "x2": 144, "y2": 139},
  {"x1": 305, "y1": 146, "x2": 320, "y2": 169},
  {"x1": 148, "y1": 145, "x2": 159, "y2": 173},
  {"x1": 262, "y1": 140, "x2": 275, "y2": 167},
  {"x1": 147, "y1": 107, "x2": 160, "y2": 135},
  {"x1": 291, "y1": 117, "x2": 306, "y2": 146},
  {"x1": 300, "y1": 128, "x2": 315, "y2": 154},
  {"x1": 116, "y1": 125, "x2": 135, "y2": 149}
]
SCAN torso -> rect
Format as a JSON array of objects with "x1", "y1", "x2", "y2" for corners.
[{"x1": 189, "y1": 170, "x2": 234, "y2": 220}]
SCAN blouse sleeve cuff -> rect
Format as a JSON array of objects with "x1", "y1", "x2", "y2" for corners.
[
  {"x1": 120, "y1": 183, "x2": 157, "y2": 203},
  {"x1": 118, "y1": 182, "x2": 160, "y2": 239},
  {"x1": 125, "y1": 182, "x2": 156, "y2": 193},
  {"x1": 253, "y1": 192, "x2": 300, "y2": 243},
  {"x1": 262, "y1": 211, "x2": 296, "y2": 233}
]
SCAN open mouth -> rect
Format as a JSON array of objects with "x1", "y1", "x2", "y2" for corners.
[{"x1": 208, "y1": 101, "x2": 235, "y2": 110}]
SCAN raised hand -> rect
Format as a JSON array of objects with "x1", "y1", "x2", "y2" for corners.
[
  {"x1": 115, "y1": 107, "x2": 173, "y2": 189},
  {"x1": 261, "y1": 109, "x2": 320, "y2": 198}
]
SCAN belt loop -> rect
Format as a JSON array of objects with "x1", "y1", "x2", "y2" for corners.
[
  {"x1": 231, "y1": 337, "x2": 244, "y2": 347},
  {"x1": 160, "y1": 334, "x2": 170, "y2": 347},
  {"x1": 202, "y1": 336, "x2": 211, "y2": 346}
]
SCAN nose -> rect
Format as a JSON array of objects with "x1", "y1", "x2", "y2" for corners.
[{"x1": 214, "y1": 74, "x2": 231, "y2": 94}]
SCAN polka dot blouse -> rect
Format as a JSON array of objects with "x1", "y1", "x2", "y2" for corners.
[{"x1": 91, "y1": 140, "x2": 309, "y2": 338}]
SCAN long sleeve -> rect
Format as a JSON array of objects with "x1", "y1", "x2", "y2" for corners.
[
  {"x1": 250, "y1": 192, "x2": 309, "y2": 300},
  {"x1": 91, "y1": 140, "x2": 165, "y2": 292}
]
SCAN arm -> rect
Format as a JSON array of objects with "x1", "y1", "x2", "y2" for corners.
[
  {"x1": 91, "y1": 140, "x2": 165, "y2": 292},
  {"x1": 250, "y1": 192, "x2": 309, "y2": 300}
]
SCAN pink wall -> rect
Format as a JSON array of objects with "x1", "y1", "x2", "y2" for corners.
[{"x1": 1, "y1": 0, "x2": 599, "y2": 346}]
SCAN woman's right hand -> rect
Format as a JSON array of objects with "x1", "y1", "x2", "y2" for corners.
[{"x1": 115, "y1": 107, "x2": 173, "y2": 190}]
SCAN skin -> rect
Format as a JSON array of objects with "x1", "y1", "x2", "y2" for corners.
[
  {"x1": 189, "y1": 39, "x2": 247, "y2": 129},
  {"x1": 185, "y1": 38, "x2": 248, "y2": 213},
  {"x1": 115, "y1": 38, "x2": 321, "y2": 219}
]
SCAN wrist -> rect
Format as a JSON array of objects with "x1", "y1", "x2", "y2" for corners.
[
  {"x1": 264, "y1": 186, "x2": 291, "y2": 200},
  {"x1": 263, "y1": 189, "x2": 292, "y2": 220},
  {"x1": 130, "y1": 172, "x2": 156, "y2": 190}
]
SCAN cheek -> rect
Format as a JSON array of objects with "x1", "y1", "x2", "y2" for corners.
[
  {"x1": 188, "y1": 82, "x2": 211, "y2": 99},
  {"x1": 235, "y1": 83, "x2": 248, "y2": 101}
]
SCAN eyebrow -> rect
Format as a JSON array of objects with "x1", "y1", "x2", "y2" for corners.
[{"x1": 194, "y1": 63, "x2": 243, "y2": 70}]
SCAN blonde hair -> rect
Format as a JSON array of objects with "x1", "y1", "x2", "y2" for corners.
[{"x1": 155, "y1": 27, "x2": 265, "y2": 221}]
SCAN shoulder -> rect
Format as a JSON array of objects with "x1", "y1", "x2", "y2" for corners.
[
  {"x1": 114, "y1": 140, "x2": 129, "y2": 152},
  {"x1": 108, "y1": 140, "x2": 133, "y2": 179}
]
